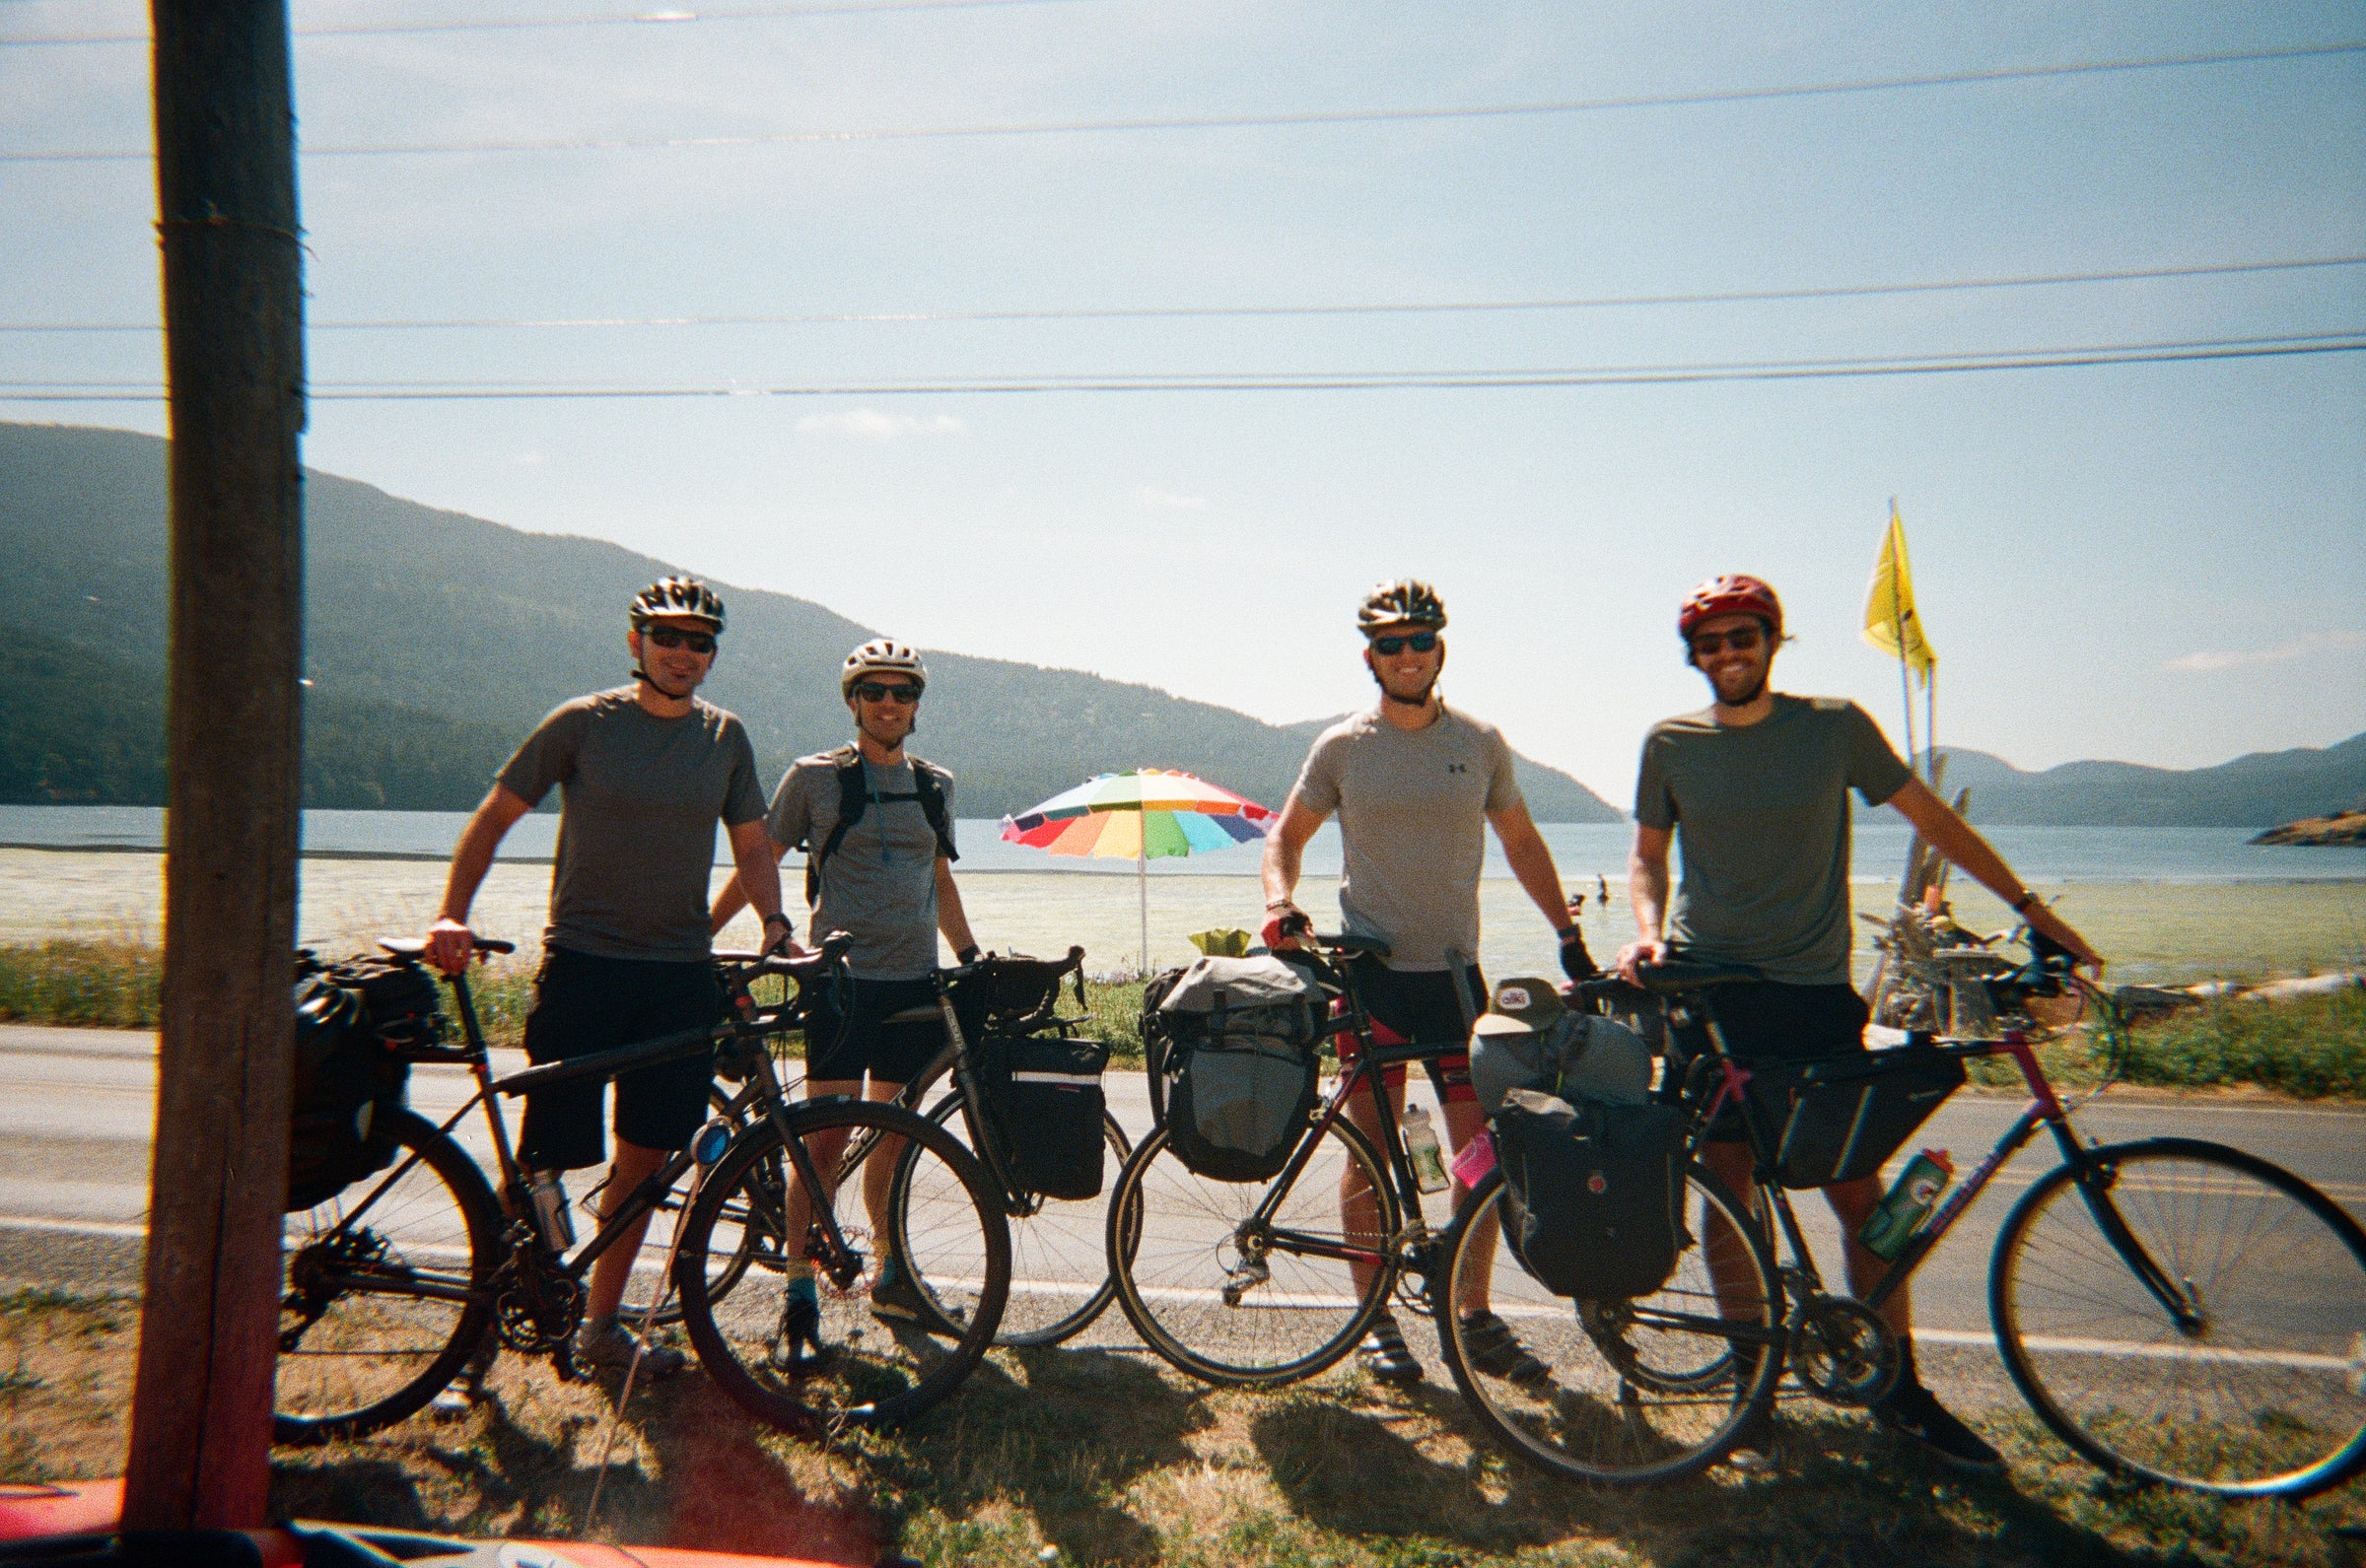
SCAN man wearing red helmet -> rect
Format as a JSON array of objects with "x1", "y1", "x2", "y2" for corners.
[{"x1": 1617, "y1": 574, "x2": 2100, "y2": 1472}]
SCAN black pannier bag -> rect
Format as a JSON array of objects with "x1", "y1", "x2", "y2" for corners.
[
  {"x1": 975, "y1": 1031, "x2": 1109, "y2": 1200},
  {"x1": 1494, "y1": 1093, "x2": 1689, "y2": 1301},
  {"x1": 1745, "y1": 1044, "x2": 1967, "y2": 1190},
  {"x1": 1149, "y1": 955, "x2": 1322, "y2": 1184},
  {"x1": 284, "y1": 952, "x2": 448, "y2": 1211}
]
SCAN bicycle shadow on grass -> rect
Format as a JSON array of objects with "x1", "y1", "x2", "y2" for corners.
[
  {"x1": 1250, "y1": 1385, "x2": 2195, "y2": 1568},
  {"x1": 861, "y1": 1343, "x2": 1215, "y2": 1567}
]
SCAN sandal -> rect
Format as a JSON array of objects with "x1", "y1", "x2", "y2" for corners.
[
  {"x1": 1458, "y1": 1310, "x2": 1550, "y2": 1387},
  {"x1": 1357, "y1": 1310, "x2": 1424, "y2": 1385}
]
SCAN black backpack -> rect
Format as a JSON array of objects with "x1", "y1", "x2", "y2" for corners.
[
  {"x1": 1494, "y1": 1096, "x2": 1689, "y2": 1301},
  {"x1": 974, "y1": 1031, "x2": 1110, "y2": 1200},
  {"x1": 798, "y1": 745, "x2": 958, "y2": 905},
  {"x1": 284, "y1": 951, "x2": 448, "y2": 1212}
]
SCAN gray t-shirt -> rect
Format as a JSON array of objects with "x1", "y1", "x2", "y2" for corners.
[
  {"x1": 767, "y1": 751, "x2": 958, "y2": 982},
  {"x1": 1635, "y1": 695, "x2": 1914, "y2": 987},
  {"x1": 1289, "y1": 705, "x2": 1523, "y2": 971},
  {"x1": 497, "y1": 687, "x2": 766, "y2": 963}
]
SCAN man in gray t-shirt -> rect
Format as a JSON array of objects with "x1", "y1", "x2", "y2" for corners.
[
  {"x1": 427, "y1": 576, "x2": 791, "y2": 1375},
  {"x1": 1617, "y1": 573, "x2": 2099, "y2": 1471},
  {"x1": 1263, "y1": 579, "x2": 1590, "y2": 1387},
  {"x1": 711, "y1": 638, "x2": 981, "y2": 1332}
]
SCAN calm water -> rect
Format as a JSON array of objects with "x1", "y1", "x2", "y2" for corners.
[{"x1": 1, "y1": 805, "x2": 2359, "y2": 885}]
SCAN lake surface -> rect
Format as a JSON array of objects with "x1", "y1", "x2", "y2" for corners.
[{"x1": 0, "y1": 805, "x2": 2360, "y2": 885}]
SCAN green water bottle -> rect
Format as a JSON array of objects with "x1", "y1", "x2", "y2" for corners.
[{"x1": 1859, "y1": 1150, "x2": 1953, "y2": 1261}]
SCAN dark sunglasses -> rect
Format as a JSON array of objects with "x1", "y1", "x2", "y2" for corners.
[
  {"x1": 1689, "y1": 627, "x2": 1765, "y2": 655},
  {"x1": 854, "y1": 681, "x2": 923, "y2": 705},
  {"x1": 1369, "y1": 631, "x2": 1439, "y2": 655},
  {"x1": 644, "y1": 627, "x2": 717, "y2": 654}
]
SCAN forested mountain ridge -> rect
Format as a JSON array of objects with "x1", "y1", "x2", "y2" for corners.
[{"x1": 0, "y1": 422, "x2": 1623, "y2": 819}]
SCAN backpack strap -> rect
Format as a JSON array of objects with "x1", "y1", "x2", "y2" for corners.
[
  {"x1": 804, "y1": 747, "x2": 958, "y2": 905},
  {"x1": 909, "y1": 758, "x2": 959, "y2": 864}
]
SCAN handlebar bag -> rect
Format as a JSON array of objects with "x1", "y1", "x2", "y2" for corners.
[
  {"x1": 1471, "y1": 1013, "x2": 1653, "y2": 1115},
  {"x1": 1744, "y1": 1044, "x2": 1966, "y2": 1189},
  {"x1": 975, "y1": 1030, "x2": 1109, "y2": 1200},
  {"x1": 1494, "y1": 1091, "x2": 1689, "y2": 1301},
  {"x1": 1152, "y1": 955, "x2": 1324, "y2": 1183}
]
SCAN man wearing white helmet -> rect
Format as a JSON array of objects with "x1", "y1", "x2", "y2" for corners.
[
  {"x1": 713, "y1": 638, "x2": 981, "y2": 1338},
  {"x1": 428, "y1": 575, "x2": 791, "y2": 1377}
]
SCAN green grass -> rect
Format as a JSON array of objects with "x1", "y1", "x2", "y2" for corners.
[
  {"x1": 1960, "y1": 989, "x2": 2366, "y2": 1100},
  {"x1": 0, "y1": 937, "x2": 159, "y2": 1028}
]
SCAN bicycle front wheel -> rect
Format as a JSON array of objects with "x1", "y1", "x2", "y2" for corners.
[
  {"x1": 900, "y1": 1091, "x2": 1132, "y2": 1347},
  {"x1": 1991, "y1": 1136, "x2": 2366, "y2": 1498},
  {"x1": 275, "y1": 1109, "x2": 500, "y2": 1444},
  {"x1": 1106, "y1": 1118, "x2": 1395, "y2": 1387},
  {"x1": 1437, "y1": 1161, "x2": 1781, "y2": 1486},
  {"x1": 674, "y1": 1097, "x2": 1009, "y2": 1434}
]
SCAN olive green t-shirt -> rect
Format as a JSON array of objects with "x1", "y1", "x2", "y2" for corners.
[
  {"x1": 1290, "y1": 704, "x2": 1524, "y2": 972},
  {"x1": 1634, "y1": 695, "x2": 1913, "y2": 986},
  {"x1": 498, "y1": 687, "x2": 767, "y2": 962}
]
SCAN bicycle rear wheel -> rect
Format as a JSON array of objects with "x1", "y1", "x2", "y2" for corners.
[
  {"x1": 275, "y1": 1109, "x2": 500, "y2": 1444},
  {"x1": 899, "y1": 1091, "x2": 1133, "y2": 1347},
  {"x1": 1105, "y1": 1119, "x2": 1394, "y2": 1387},
  {"x1": 674, "y1": 1097, "x2": 1009, "y2": 1433},
  {"x1": 1991, "y1": 1136, "x2": 2366, "y2": 1498},
  {"x1": 1436, "y1": 1162, "x2": 1780, "y2": 1486}
]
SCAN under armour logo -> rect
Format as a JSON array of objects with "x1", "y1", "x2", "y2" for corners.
[{"x1": 1447, "y1": 763, "x2": 1470, "y2": 775}]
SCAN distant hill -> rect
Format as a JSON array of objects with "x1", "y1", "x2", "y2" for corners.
[
  {"x1": 0, "y1": 422, "x2": 1624, "y2": 821},
  {"x1": 1909, "y1": 739, "x2": 2366, "y2": 829}
]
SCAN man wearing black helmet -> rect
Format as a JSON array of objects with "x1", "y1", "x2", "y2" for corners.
[
  {"x1": 710, "y1": 638, "x2": 982, "y2": 1344},
  {"x1": 428, "y1": 575, "x2": 791, "y2": 1376},
  {"x1": 1263, "y1": 579, "x2": 1593, "y2": 1386},
  {"x1": 1617, "y1": 573, "x2": 2101, "y2": 1471}
]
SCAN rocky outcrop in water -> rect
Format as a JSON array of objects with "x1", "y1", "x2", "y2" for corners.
[{"x1": 2251, "y1": 810, "x2": 2366, "y2": 846}]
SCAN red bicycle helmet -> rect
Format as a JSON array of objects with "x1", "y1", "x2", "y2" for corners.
[{"x1": 1677, "y1": 575, "x2": 1782, "y2": 641}]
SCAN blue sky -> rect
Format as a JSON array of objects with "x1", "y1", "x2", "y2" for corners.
[{"x1": 3, "y1": 0, "x2": 2361, "y2": 805}]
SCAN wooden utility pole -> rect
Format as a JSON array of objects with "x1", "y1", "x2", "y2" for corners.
[{"x1": 123, "y1": 0, "x2": 306, "y2": 1531}]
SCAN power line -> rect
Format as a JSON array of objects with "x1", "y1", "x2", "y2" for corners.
[
  {"x1": 6, "y1": 255, "x2": 2358, "y2": 334},
  {"x1": 2, "y1": 0, "x2": 1107, "y2": 48},
  {"x1": 4, "y1": 330, "x2": 2356, "y2": 400},
  {"x1": 8, "y1": 40, "x2": 2358, "y2": 164}
]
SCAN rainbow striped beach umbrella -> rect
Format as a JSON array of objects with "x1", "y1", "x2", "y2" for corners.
[{"x1": 1001, "y1": 771, "x2": 1277, "y2": 973}]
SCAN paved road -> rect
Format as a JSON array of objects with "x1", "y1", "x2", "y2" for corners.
[{"x1": 8, "y1": 1022, "x2": 2364, "y2": 1404}]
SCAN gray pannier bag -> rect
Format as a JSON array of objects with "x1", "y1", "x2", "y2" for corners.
[
  {"x1": 1151, "y1": 954, "x2": 1323, "y2": 1183},
  {"x1": 1470, "y1": 1009, "x2": 1654, "y2": 1114}
]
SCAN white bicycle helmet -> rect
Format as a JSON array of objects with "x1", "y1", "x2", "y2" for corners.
[{"x1": 841, "y1": 639, "x2": 929, "y2": 699}]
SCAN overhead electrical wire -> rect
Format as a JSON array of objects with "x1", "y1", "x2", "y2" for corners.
[
  {"x1": 4, "y1": 330, "x2": 2357, "y2": 401},
  {"x1": 6, "y1": 40, "x2": 2358, "y2": 163},
  {"x1": 4, "y1": 255, "x2": 2358, "y2": 335},
  {"x1": 1, "y1": 0, "x2": 1108, "y2": 47}
]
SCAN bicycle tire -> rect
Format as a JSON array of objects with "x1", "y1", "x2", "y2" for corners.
[
  {"x1": 1436, "y1": 1161, "x2": 1781, "y2": 1486},
  {"x1": 1106, "y1": 1118, "x2": 1396, "y2": 1387},
  {"x1": 673, "y1": 1097, "x2": 1009, "y2": 1434},
  {"x1": 274, "y1": 1109, "x2": 501, "y2": 1444},
  {"x1": 618, "y1": 1084, "x2": 753, "y2": 1328},
  {"x1": 897, "y1": 1091, "x2": 1132, "y2": 1347},
  {"x1": 1990, "y1": 1135, "x2": 2366, "y2": 1498}
]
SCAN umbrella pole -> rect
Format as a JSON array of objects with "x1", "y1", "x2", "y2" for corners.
[{"x1": 1137, "y1": 846, "x2": 1149, "y2": 978}]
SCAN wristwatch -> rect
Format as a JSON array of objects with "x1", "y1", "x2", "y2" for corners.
[
  {"x1": 763, "y1": 912, "x2": 795, "y2": 940},
  {"x1": 2010, "y1": 891, "x2": 2040, "y2": 914},
  {"x1": 1555, "y1": 921, "x2": 1582, "y2": 941}
]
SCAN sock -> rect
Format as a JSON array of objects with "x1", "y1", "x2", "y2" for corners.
[{"x1": 785, "y1": 1273, "x2": 818, "y2": 1310}]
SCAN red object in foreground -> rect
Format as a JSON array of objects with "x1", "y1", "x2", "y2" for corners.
[{"x1": 0, "y1": 1480, "x2": 878, "y2": 1568}]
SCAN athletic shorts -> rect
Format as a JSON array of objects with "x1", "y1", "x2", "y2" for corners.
[
  {"x1": 518, "y1": 945, "x2": 724, "y2": 1171},
  {"x1": 1333, "y1": 953, "x2": 1481, "y2": 1105},
  {"x1": 1673, "y1": 980, "x2": 1868, "y2": 1142},
  {"x1": 806, "y1": 975, "x2": 944, "y2": 1086}
]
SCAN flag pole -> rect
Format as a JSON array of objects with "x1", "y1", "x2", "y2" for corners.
[{"x1": 1890, "y1": 501, "x2": 1918, "y2": 776}]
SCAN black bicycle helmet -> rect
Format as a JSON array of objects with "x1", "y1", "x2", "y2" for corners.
[
  {"x1": 1357, "y1": 578, "x2": 1447, "y2": 634},
  {"x1": 629, "y1": 576, "x2": 726, "y2": 633}
]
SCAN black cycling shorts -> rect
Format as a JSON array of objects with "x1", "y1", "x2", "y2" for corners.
[
  {"x1": 806, "y1": 975, "x2": 944, "y2": 1087},
  {"x1": 1675, "y1": 979, "x2": 1868, "y2": 1141},
  {"x1": 1336, "y1": 953, "x2": 1483, "y2": 1105},
  {"x1": 518, "y1": 945, "x2": 724, "y2": 1171}
]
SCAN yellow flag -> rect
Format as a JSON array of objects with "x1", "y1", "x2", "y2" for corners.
[{"x1": 1862, "y1": 503, "x2": 1936, "y2": 682}]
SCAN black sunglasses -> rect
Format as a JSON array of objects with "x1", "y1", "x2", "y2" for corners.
[
  {"x1": 1689, "y1": 627, "x2": 1765, "y2": 655},
  {"x1": 1369, "y1": 631, "x2": 1439, "y2": 655},
  {"x1": 854, "y1": 681, "x2": 923, "y2": 704},
  {"x1": 645, "y1": 627, "x2": 717, "y2": 654}
]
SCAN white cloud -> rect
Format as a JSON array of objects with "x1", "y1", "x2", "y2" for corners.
[
  {"x1": 796, "y1": 409, "x2": 965, "y2": 441},
  {"x1": 1131, "y1": 486, "x2": 1211, "y2": 511},
  {"x1": 2165, "y1": 631, "x2": 2366, "y2": 673}
]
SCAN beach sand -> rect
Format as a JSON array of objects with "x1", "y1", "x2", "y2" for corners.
[{"x1": 1, "y1": 848, "x2": 2357, "y2": 986}]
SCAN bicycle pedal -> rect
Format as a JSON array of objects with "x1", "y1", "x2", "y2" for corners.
[{"x1": 554, "y1": 1347, "x2": 580, "y2": 1383}]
